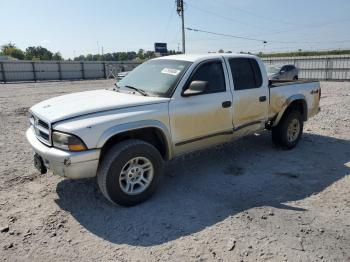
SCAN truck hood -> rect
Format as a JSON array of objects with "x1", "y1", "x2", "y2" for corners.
[{"x1": 30, "y1": 89, "x2": 169, "y2": 123}]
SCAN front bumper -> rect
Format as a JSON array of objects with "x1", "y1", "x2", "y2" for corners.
[{"x1": 26, "y1": 127, "x2": 100, "y2": 179}]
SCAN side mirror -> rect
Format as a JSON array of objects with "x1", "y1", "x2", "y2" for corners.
[
  {"x1": 280, "y1": 70, "x2": 286, "y2": 74},
  {"x1": 182, "y1": 80, "x2": 209, "y2": 96}
]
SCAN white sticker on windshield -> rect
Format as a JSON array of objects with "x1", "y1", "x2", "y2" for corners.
[{"x1": 161, "y1": 68, "x2": 181, "y2": 76}]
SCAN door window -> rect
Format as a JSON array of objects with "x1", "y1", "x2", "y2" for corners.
[
  {"x1": 187, "y1": 61, "x2": 226, "y2": 94},
  {"x1": 281, "y1": 65, "x2": 289, "y2": 72},
  {"x1": 229, "y1": 58, "x2": 262, "y2": 90}
]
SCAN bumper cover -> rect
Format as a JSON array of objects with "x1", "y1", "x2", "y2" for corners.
[{"x1": 26, "y1": 127, "x2": 100, "y2": 179}]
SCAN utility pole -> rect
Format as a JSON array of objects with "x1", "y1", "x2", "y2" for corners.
[{"x1": 176, "y1": 0, "x2": 185, "y2": 53}]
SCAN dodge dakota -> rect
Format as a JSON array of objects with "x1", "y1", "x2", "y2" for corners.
[{"x1": 27, "y1": 54, "x2": 321, "y2": 206}]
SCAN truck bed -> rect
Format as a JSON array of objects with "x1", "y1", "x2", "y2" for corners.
[{"x1": 268, "y1": 80, "x2": 321, "y2": 121}]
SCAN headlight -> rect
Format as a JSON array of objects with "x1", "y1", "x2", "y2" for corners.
[
  {"x1": 28, "y1": 113, "x2": 35, "y2": 126},
  {"x1": 52, "y1": 131, "x2": 87, "y2": 151}
]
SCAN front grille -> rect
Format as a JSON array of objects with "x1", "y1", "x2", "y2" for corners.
[
  {"x1": 39, "y1": 130, "x2": 50, "y2": 141},
  {"x1": 38, "y1": 119, "x2": 49, "y2": 129},
  {"x1": 30, "y1": 114, "x2": 51, "y2": 145}
]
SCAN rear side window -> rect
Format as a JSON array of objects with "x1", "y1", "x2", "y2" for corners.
[
  {"x1": 229, "y1": 58, "x2": 262, "y2": 90},
  {"x1": 287, "y1": 65, "x2": 296, "y2": 71},
  {"x1": 189, "y1": 61, "x2": 226, "y2": 93}
]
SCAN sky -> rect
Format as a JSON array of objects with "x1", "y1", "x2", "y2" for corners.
[{"x1": 1, "y1": 0, "x2": 350, "y2": 59}]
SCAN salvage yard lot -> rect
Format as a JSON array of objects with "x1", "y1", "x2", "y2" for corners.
[{"x1": 0, "y1": 80, "x2": 349, "y2": 261}]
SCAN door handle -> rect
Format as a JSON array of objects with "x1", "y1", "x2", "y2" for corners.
[
  {"x1": 259, "y1": 96, "x2": 267, "y2": 102},
  {"x1": 222, "y1": 101, "x2": 232, "y2": 108}
]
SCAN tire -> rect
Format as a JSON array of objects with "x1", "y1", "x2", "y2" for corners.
[
  {"x1": 293, "y1": 76, "x2": 298, "y2": 81},
  {"x1": 97, "y1": 139, "x2": 164, "y2": 207},
  {"x1": 271, "y1": 110, "x2": 303, "y2": 149}
]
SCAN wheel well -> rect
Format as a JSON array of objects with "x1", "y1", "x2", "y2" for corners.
[
  {"x1": 284, "y1": 100, "x2": 307, "y2": 121},
  {"x1": 100, "y1": 127, "x2": 169, "y2": 161}
]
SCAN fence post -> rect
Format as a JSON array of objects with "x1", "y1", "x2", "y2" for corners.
[
  {"x1": 81, "y1": 62, "x2": 85, "y2": 79},
  {"x1": 103, "y1": 62, "x2": 107, "y2": 79},
  {"x1": 31, "y1": 62, "x2": 37, "y2": 82},
  {"x1": 57, "y1": 61, "x2": 62, "y2": 80},
  {"x1": 325, "y1": 58, "x2": 331, "y2": 81},
  {"x1": 328, "y1": 58, "x2": 333, "y2": 81},
  {"x1": 0, "y1": 62, "x2": 6, "y2": 83}
]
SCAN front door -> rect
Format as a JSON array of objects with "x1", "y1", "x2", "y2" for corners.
[{"x1": 169, "y1": 59, "x2": 233, "y2": 154}]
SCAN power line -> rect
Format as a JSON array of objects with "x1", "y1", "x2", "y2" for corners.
[
  {"x1": 186, "y1": 27, "x2": 350, "y2": 45},
  {"x1": 163, "y1": 1, "x2": 176, "y2": 41},
  {"x1": 187, "y1": 0, "x2": 350, "y2": 41},
  {"x1": 186, "y1": 27, "x2": 268, "y2": 43},
  {"x1": 253, "y1": 18, "x2": 350, "y2": 38},
  {"x1": 210, "y1": 0, "x2": 301, "y2": 26},
  {"x1": 186, "y1": 2, "x2": 267, "y2": 32}
]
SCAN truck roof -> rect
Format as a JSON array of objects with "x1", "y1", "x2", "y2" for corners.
[{"x1": 155, "y1": 53, "x2": 258, "y2": 62}]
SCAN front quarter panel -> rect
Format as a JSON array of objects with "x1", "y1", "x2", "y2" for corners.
[{"x1": 52, "y1": 102, "x2": 171, "y2": 150}]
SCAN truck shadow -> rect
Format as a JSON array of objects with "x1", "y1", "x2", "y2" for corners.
[{"x1": 55, "y1": 132, "x2": 350, "y2": 246}]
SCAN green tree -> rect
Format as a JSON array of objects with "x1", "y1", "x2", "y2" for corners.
[
  {"x1": 25, "y1": 46, "x2": 53, "y2": 60},
  {"x1": 52, "y1": 52, "x2": 63, "y2": 61},
  {"x1": 112, "y1": 53, "x2": 120, "y2": 61},
  {"x1": 144, "y1": 51, "x2": 155, "y2": 59},
  {"x1": 74, "y1": 55, "x2": 86, "y2": 61},
  {"x1": 1, "y1": 43, "x2": 25, "y2": 60},
  {"x1": 85, "y1": 54, "x2": 93, "y2": 61},
  {"x1": 127, "y1": 51, "x2": 137, "y2": 60},
  {"x1": 92, "y1": 54, "x2": 103, "y2": 61},
  {"x1": 137, "y1": 49, "x2": 145, "y2": 60},
  {"x1": 104, "y1": 53, "x2": 113, "y2": 61}
]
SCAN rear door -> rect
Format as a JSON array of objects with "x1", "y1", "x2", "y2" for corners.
[{"x1": 226, "y1": 57, "x2": 269, "y2": 134}]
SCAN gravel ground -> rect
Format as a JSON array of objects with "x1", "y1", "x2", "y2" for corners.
[{"x1": 0, "y1": 80, "x2": 349, "y2": 262}]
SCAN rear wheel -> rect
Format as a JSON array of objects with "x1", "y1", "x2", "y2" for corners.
[
  {"x1": 293, "y1": 75, "x2": 298, "y2": 81},
  {"x1": 271, "y1": 110, "x2": 303, "y2": 149},
  {"x1": 97, "y1": 139, "x2": 164, "y2": 206}
]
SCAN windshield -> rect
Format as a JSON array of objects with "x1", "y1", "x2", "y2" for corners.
[
  {"x1": 117, "y1": 59, "x2": 192, "y2": 97},
  {"x1": 267, "y1": 66, "x2": 281, "y2": 74}
]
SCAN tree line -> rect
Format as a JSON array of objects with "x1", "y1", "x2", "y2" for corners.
[
  {"x1": 257, "y1": 49, "x2": 350, "y2": 58},
  {"x1": 0, "y1": 43, "x2": 63, "y2": 60},
  {"x1": 73, "y1": 49, "x2": 180, "y2": 61},
  {"x1": 2, "y1": 42, "x2": 350, "y2": 61},
  {"x1": 0, "y1": 43, "x2": 181, "y2": 61}
]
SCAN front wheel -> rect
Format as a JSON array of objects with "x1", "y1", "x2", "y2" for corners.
[
  {"x1": 271, "y1": 110, "x2": 303, "y2": 149},
  {"x1": 97, "y1": 139, "x2": 164, "y2": 206}
]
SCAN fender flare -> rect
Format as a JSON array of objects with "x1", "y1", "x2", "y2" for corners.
[
  {"x1": 273, "y1": 94, "x2": 308, "y2": 126},
  {"x1": 96, "y1": 120, "x2": 173, "y2": 159}
]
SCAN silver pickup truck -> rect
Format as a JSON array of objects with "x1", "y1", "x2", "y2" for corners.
[{"x1": 27, "y1": 54, "x2": 321, "y2": 206}]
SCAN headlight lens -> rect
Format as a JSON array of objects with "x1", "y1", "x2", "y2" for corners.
[
  {"x1": 28, "y1": 113, "x2": 35, "y2": 126},
  {"x1": 52, "y1": 131, "x2": 87, "y2": 151}
]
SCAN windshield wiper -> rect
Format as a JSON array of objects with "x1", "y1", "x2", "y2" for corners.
[
  {"x1": 112, "y1": 83, "x2": 121, "y2": 92},
  {"x1": 123, "y1": 85, "x2": 148, "y2": 96}
]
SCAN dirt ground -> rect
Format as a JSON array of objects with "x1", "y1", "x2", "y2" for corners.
[{"x1": 0, "y1": 80, "x2": 349, "y2": 262}]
